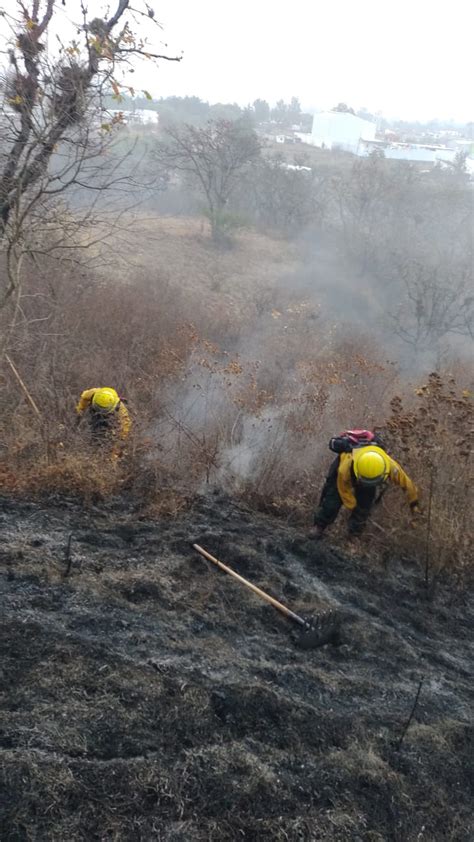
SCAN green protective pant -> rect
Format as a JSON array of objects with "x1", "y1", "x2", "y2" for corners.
[{"x1": 314, "y1": 457, "x2": 377, "y2": 535}]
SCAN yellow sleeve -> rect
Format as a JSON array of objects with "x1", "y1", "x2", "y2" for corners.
[
  {"x1": 388, "y1": 457, "x2": 418, "y2": 506},
  {"x1": 76, "y1": 388, "x2": 97, "y2": 415},
  {"x1": 118, "y1": 403, "x2": 131, "y2": 440}
]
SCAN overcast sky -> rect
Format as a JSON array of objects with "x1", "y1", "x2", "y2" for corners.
[
  {"x1": 1, "y1": 0, "x2": 472, "y2": 121},
  {"x1": 152, "y1": 0, "x2": 473, "y2": 122}
]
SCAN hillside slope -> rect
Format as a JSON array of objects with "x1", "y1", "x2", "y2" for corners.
[{"x1": 1, "y1": 493, "x2": 472, "y2": 841}]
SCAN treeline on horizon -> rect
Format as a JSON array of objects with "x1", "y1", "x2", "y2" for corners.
[{"x1": 103, "y1": 93, "x2": 474, "y2": 137}]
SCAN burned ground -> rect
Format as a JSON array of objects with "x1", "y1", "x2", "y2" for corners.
[{"x1": 0, "y1": 492, "x2": 472, "y2": 841}]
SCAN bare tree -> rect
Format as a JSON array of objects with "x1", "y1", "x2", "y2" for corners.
[
  {"x1": 0, "y1": 0, "x2": 180, "y2": 324},
  {"x1": 334, "y1": 155, "x2": 398, "y2": 274},
  {"x1": 153, "y1": 119, "x2": 262, "y2": 244},
  {"x1": 247, "y1": 158, "x2": 325, "y2": 237},
  {"x1": 390, "y1": 260, "x2": 474, "y2": 351}
]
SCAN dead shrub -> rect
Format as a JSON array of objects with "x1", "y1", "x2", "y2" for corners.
[{"x1": 378, "y1": 373, "x2": 473, "y2": 583}]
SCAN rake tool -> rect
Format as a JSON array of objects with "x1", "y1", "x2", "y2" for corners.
[{"x1": 192, "y1": 543, "x2": 340, "y2": 649}]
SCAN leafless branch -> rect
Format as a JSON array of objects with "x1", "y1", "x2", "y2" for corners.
[{"x1": 116, "y1": 48, "x2": 181, "y2": 61}]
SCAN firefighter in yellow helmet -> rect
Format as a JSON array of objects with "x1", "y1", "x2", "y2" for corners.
[
  {"x1": 76, "y1": 387, "x2": 131, "y2": 450},
  {"x1": 312, "y1": 429, "x2": 419, "y2": 538}
]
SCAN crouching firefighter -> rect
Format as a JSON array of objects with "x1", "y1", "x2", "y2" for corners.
[
  {"x1": 311, "y1": 429, "x2": 419, "y2": 539},
  {"x1": 76, "y1": 387, "x2": 131, "y2": 456}
]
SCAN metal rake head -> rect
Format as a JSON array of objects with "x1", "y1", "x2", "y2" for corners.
[{"x1": 297, "y1": 610, "x2": 342, "y2": 650}]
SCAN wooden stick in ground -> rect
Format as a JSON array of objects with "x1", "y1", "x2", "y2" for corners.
[
  {"x1": 192, "y1": 543, "x2": 307, "y2": 628},
  {"x1": 5, "y1": 354, "x2": 42, "y2": 419},
  {"x1": 396, "y1": 677, "x2": 424, "y2": 751}
]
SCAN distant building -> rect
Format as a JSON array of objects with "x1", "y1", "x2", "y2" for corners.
[
  {"x1": 359, "y1": 140, "x2": 474, "y2": 176},
  {"x1": 360, "y1": 139, "x2": 444, "y2": 163},
  {"x1": 310, "y1": 111, "x2": 376, "y2": 153}
]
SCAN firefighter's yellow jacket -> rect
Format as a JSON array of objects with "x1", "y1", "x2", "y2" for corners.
[
  {"x1": 76, "y1": 388, "x2": 131, "y2": 441},
  {"x1": 337, "y1": 445, "x2": 418, "y2": 510}
]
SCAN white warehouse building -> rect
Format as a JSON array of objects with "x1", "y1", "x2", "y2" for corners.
[{"x1": 310, "y1": 111, "x2": 376, "y2": 153}]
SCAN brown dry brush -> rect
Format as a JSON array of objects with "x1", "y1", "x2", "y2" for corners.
[
  {"x1": 0, "y1": 249, "x2": 271, "y2": 505},
  {"x1": 0, "y1": 259, "x2": 198, "y2": 499},
  {"x1": 382, "y1": 373, "x2": 473, "y2": 584},
  {"x1": 0, "y1": 276, "x2": 384, "y2": 502}
]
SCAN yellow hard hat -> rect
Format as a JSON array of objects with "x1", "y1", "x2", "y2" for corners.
[
  {"x1": 353, "y1": 449, "x2": 388, "y2": 485},
  {"x1": 91, "y1": 387, "x2": 119, "y2": 413}
]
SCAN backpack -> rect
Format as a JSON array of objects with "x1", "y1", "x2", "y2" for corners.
[{"x1": 329, "y1": 429, "x2": 385, "y2": 454}]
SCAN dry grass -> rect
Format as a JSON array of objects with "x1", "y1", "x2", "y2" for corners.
[
  {"x1": 94, "y1": 214, "x2": 302, "y2": 337},
  {"x1": 0, "y1": 443, "x2": 123, "y2": 500}
]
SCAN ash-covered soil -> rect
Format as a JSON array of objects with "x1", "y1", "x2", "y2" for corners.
[{"x1": 0, "y1": 492, "x2": 472, "y2": 841}]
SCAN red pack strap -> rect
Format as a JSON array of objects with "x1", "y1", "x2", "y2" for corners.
[{"x1": 343, "y1": 429, "x2": 375, "y2": 446}]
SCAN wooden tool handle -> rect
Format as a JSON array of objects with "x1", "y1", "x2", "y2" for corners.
[{"x1": 193, "y1": 543, "x2": 306, "y2": 628}]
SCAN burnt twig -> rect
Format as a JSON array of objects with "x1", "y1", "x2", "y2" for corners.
[
  {"x1": 396, "y1": 677, "x2": 424, "y2": 751},
  {"x1": 64, "y1": 533, "x2": 74, "y2": 577}
]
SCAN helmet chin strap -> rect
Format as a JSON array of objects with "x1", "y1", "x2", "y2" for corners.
[
  {"x1": 92, "y1": 404, "x2": 115, "y2": 415},
  {"x1": 357, "y1": 476, "x2": 385, "y2": 487}
]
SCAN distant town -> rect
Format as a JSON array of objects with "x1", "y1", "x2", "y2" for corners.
[{"x1": 103, "y1": 97, "x2": 474, "y2": 178}]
